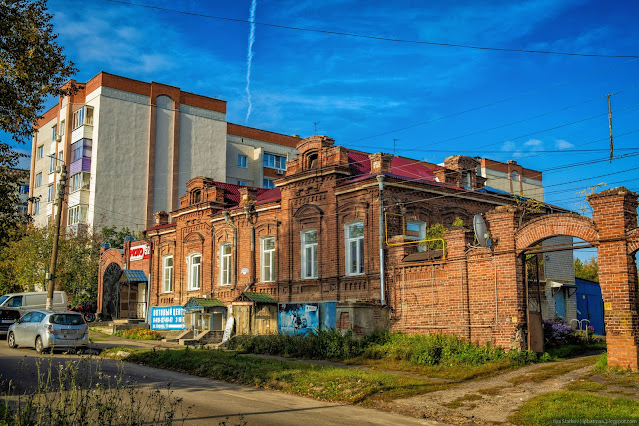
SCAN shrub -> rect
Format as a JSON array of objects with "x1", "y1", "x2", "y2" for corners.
[
  {"x1": 542, "y1": 318, "x2": 589, "y2": 347},
  {"x1": 115, "y1": 327, "x2": 162, "y2": 340}
]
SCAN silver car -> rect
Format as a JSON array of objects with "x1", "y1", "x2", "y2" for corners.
[{"x1": 7, "y1": 310, "x2": 89, "y2": 353}]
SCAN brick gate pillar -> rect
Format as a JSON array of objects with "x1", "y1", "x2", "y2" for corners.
[
  {"x1": 486, "y1": 206, "x2": 527, "y2": 350},
  {"x1": 589, "y1": 187, "x2": 639, "y2": 370}
]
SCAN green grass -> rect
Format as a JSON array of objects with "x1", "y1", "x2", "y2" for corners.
[
  {"x1": 126, "y1": 348, "x2": 445, "y2": 404},
  {"x1": 511, "y1": 391, "x2": 639, "y2": 424},
  {"x1": 114, "y1": 327, "x2": 162, "y2": 340}
]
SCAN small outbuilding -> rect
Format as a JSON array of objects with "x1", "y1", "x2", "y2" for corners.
[
  {"x1": 231, "y1": 292, "x2": 278, "y2": 335},
  {"x1": 183, "y1": 297, "x2": 227, "y2": 340},
  {"x1": 575, "y1": 278, "x2": 605, "y2": 335}
]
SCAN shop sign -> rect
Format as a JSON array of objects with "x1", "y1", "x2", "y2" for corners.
[
  {"x1": 130, "y1": 244, "x2": 150, "y2": 261},
  {"x1": 149, "y1": 306, "x2": 186, "y2": 330}
]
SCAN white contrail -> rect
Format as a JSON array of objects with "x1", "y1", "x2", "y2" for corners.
[{"x1": 245, "y1": 0, "x2": 257, "y2": 123}]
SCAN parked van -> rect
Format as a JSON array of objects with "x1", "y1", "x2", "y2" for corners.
[{"x1": 0, "y1": 291, "x2": 68, "y2": 312}]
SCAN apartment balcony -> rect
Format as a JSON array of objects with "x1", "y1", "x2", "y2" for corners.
[{"x1": 71, "y1": 124, "x2": 93, "y2": 143}]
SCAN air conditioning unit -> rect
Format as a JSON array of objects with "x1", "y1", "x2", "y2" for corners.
[{"x1": 276, "y1": 169, "x2": 285, "y2": 175}]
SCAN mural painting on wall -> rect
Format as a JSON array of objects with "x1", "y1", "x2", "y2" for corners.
[
  {"x1": 279, "y1": 303, "x2": 319, "y2": 336},
  {"x1": 150, "y1": 306, "x2": 186, "y2": 331}
]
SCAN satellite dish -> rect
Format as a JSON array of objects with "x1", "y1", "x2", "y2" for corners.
[{"x1": 473, "y1": 214, "x2": 492, "y2": 247}]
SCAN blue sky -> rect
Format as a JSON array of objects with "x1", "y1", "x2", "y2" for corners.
[{"x1": 8, "y1": 0, "x2": 639, "y2": 258}]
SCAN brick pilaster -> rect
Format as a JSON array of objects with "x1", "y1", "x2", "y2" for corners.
[{"x1": 590, "y1": 187, "x2": 639, "y2": 370}]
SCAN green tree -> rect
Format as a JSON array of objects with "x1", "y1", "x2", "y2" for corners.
[
  {"x1": 0, "y1": 143, "x2": 30, "y2": 247},
  {"x1": 0, "y1": 225, "x2": 100, "y2": 305},
  {"x1": 574, "y1": 256, "x2": 599, "y2": 282},
  {"x1": 1, "y1": 0, "x2": 77, "y2": 142},
  {"x1": 100, "y1": 226, "x2": 142, "y2": 249}
]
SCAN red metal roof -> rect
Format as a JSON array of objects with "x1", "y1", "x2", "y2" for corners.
[{"x1": 344, "y1": 149, "x2": 442, "y2": 185}]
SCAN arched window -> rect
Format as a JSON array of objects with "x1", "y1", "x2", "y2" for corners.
[
  {"x1": 308, "y1": 153, "x2": 318, "y2": 169},
  {"x1": 192, "y1": 189, "x2": 201, "y2": 204},
  {"x1": 162, "y1": 255, "x2": 173, "y2": 292}
]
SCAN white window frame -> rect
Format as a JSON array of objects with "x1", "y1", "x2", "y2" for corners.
[
  {"x1": 70, "y1": 172, "x2": 90, "y2": 192},
  {"x1": 72, "y1": 106, "x2": 93, "y2": 129},
  {"x1": 49, "y1": 156, "x2": 55, "y2": 173},
  {"x1": 345, "y1": 221, "x2": 364, "y2": 276},
  {"x1": 67, "y1": 205, "x2": 87, "y2": 226},
  {"x1": 162, "y1": 256, "x2": 173, "y2": 293},
  {"x1": 34, "y1": 200, "x2": 40, "y2": 215},
  {"x1": 263, "y1": 153, "x2": 287, "y2": 170},
  {"x1": 237, "y1": 154, "x2": 248, "y2": 168},
  {"x1": 187, "y1": 253, "x2": 201, "y2": 290},
  {"x1": 35, "y1": 173, "x2": 42, "y2": 187},
  {"x1": 263, "y1": 178, "x2": 275, "y2": 189},
  {"x1": 51, "y1": 125, "x2": 57, "y2": 141},
  {"x1": 47, "y1": 185, "x2": 54, "y2": 202},
  {"x1": 261, "y1": 237, "x2": 275, "y2": 282},
  {"x1": 301, "y1": 230, "x2": 318, "y2": 279},
  {"x1": 37, "y1": 145, "x2": 44, "y2": 159},
  {"x1": 59, "y1": 120, "x2": 65, "y2": 136},
  {"x1": 220, "y1": 243, "x2": 232, "y2": 286}
]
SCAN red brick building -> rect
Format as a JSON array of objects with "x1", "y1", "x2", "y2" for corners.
[{"x1": 98, "y1": 135, "x2": 639, "y2": 369}]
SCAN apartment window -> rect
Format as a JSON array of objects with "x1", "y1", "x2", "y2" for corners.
[
  {"x1": 51, "y1": 125, "x2": 57, "y2": 141},
  {"x1": 261, "y1": 237, "x2": 275, "y2": 282},
  {"x1": 162, "y1": 256, "x2": 173, "y2": 292},
  {"x1": 236, "y1": 180, "x2": 246, "y2": 186},
  {"x1": 70, "y1": 172, "x2": 90, "y2": 192},
  {"x1": 407, "y1": 220, "x2": 426, "y2": 252},
  {"x1": 35, "y1": 173, "x2": 42, "y2": 187},
  {"x1": 345, "y1": 222, "x2": 364, "y2": 275},
  {"x1": 220, "y1": 243, "x2": 232, "y2": 285},
  {"x1": 263, "y1": 178, "x2": 275, "y2": 189},
  {"x1": 72, "y1": 106, "x2": 93, "y2": 129},
  {"x1": 49, "y1": 156, "x2": 55, "y2": 173},
  {"x1": 301, "y1": 230, "x2": 318, "y2": 279},
  {"x1": 33, "y1": 200, "x2": 40, "y2": 215},
  {"x1": 263, "y1": 153, "x2": 286, "y2": 170},
  {"x1": 67, "y1": 205, "x2": 87, "y2": 225},
  {"x1": 238, "y1": 154, "x2": 247, "y2": 168},
  {"x1": 71, "y1": 139, "x2": 92, "y2": 162},
  {"x1": 47, "y1": 185, "x2": 54, "y2": 202},
  {"x1": 37, "y1": 145, "x2": 44, "y2": 159},
  {"x1": 59, "y1": 120, "x2": 65, "y2": 136},
  {"x1": 187, "y1": 253, "x2": 201, "y2": 290}
]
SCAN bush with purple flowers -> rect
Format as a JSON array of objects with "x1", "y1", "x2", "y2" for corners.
[{"x1": 542, "y1": 318, "x2": 586, "y2": 347}]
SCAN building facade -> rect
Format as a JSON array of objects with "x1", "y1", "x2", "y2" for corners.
[{"x1": 29, "y1": 72, "x2": 299, "y2": 232}]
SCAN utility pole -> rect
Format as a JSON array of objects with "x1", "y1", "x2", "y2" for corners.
[{"x1": 46, "y1": 162, "x2": 67, "y2": 310}]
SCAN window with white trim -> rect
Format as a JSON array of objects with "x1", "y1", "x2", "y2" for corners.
[
  {"x1": 33, "y1": 200, "x2": 40, "y2": 215},
  {"x1": 261, "y1": 237, "x2": 275, "y2": 282},
  {"x1": 37, "y1": 145, "x2": 44, "y2": 159},
  {"x1": 406, "y1": 220, "x2": 426, "y2": 252},
  {"x1": 67, "y1": 205, "x2": 87, "y2": 225},
  {"x1": 301, "y1": 230, "x2": 318, "y2": 279},
  {"x1": 70, "y1": 172, "x2": 90, "y2": 192},
  {"x1": 35, "y1": 173, "x2": 42, "y2": 187},
  {"x1": 72, "y1": 106, "x2": 93, "y2": 129},
  {"x1": 263, "y1": 153, "x2": 286, "y2": 170},
  {"x1": 162, "y1": 256, "x2": 173, "y2": 292},
  {"x1": 220, "y1": 243, "x2": 232, "y2": 285},
  {"x1": 51, "y1": 125, "x2": 57, "y2": 141},
  {"x1": 47, "y1": 185, "x2": 54, "y2": 202},
  {"x1": 238, "y1": 154, "x2": 247, "y2": 168},
  {"x1": 49, "y1": 156, "x2": 55, "y2": 173},
  {"x1": 345, "y1": 222, "x2": 364, "y2": 275},
  {"x1": 59, "y1": 120, "x2": 65, "y2": 136},
  {"x1": 263, "y1": 178, "x2": 275, "y2": 189},
  {"x1": 187, "y1": 253, "x2": 201, "y2": 290}
]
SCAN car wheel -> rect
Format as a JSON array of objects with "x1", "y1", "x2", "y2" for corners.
[
  {"x1": 84, "y1": 313, "x2": 96, "y2": 323},
  {"x1": 35, "y1": 336, "x2": 46, "y2": 354},
  {"x1": 7, "y1": 332, "x2": 17, "y2": 348}
]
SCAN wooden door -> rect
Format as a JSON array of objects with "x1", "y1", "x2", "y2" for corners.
[{"x1": 234, "y1": 306, "x2": 251, "y2": 335}]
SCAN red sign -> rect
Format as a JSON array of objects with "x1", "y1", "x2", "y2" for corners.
[{"x1": 129, "y1": 244, "x2": 150, "y2": 261}]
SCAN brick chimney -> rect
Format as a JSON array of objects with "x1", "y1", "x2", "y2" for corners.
[
  {"x1": 368, "y1": 153, "x2": 393, "y2": 174},
  {"x1": 238, "y1": 187, "x2": 259, "y2": 207},
  {"x1": 154, "y1": 211, "x2": 169, "y2": 225}
]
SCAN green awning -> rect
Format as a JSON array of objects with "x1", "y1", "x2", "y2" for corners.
[
  {"x1": 183, "y1": 297, "x2": 226, "y2": 310},
  {"x1": 234, "y1": 291, "x2": 277, "y2": 304}
]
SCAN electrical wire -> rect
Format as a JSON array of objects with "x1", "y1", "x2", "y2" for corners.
[{"x1": 105, "y1": 0, "x2": 639, "y2": 59}]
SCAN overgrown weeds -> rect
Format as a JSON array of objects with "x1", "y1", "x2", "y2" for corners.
[
  {"x1": 114, "y1": 327, "x2": 162, "y2": 340},
  {"x1": 0, "y1": 355, "x2": 189, "y2": 425}
]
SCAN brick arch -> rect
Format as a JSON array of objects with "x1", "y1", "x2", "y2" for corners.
[
  {"x1": 515, "y1": 213, "x2": 598, "y2": 254},
  {"x1": 101, "y1": 248, "x2": 124, "y2": 267},
  {"x1": 628, "y1": 228, "x2": 639, "y2": 255}
]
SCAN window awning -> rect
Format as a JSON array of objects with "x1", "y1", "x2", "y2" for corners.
[
  {"x1": 118, "y1": 270, "x2": 148, "y2": 283},
  {"x1": 183, "y1": 297, "x2": 226, "y2": 310},
  {"x1": 233, "y1": 291, "x2": 277, "y2": 304}
]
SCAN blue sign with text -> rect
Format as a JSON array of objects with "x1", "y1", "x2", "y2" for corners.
[{"x1": 149, "y1": 306, "x2": 186, "y2": 330}]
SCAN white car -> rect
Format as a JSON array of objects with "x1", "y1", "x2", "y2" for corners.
[{"x1": 7, "y1": 310, "x2": 89, "y2": 353}]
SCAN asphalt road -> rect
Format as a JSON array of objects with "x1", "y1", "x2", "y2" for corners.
[{"x1": 0, "y1": 342, "x2": 439, "y2": 425}]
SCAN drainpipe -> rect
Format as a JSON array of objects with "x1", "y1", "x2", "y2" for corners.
[
  {"x1": 244, "y1": 205, "x2": 256, "y2": 292},
  {"x1": 377, "y1": 174, "x2": 386, "y2": 306},
  {"x1": 223, "y1": 211, "x2": 238, "y2": 289}
]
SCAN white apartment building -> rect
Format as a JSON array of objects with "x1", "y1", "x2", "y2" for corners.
[{"x1": 29, "y1": 72, "x2": 299, "y2": 232}]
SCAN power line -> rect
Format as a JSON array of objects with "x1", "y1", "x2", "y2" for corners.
[{"x1": 105, "y1": 0, "x2": 639, "y2": 59}]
